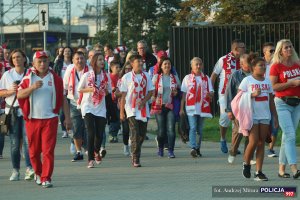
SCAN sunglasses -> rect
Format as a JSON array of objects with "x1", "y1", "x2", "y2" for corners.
[
  {"x1": 269, "y1": 49, "x2": 275, "y2": 53},
  {"x1": 284, "y1": 45, "x2": 292, "y2": 50}
]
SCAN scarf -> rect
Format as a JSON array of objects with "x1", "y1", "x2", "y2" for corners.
[
  {"x1": 221, "y1": 52, "x2": 240, "y2": 94},
  {"x1": 78, "y1": 70, "x2": 108, "y2": 106},
  {"x1": 68, "y1": 65, "x2": 89, "y2": 101},
  {"x1": 151, "y1": 74, "x2": 177, "y2": 114},
  {"x1": 18, "y1": 67, "x2": 63, "y2": 120},
  {"x1": 185, "y1": 72, "x2": 212, "y2": 117},
  {"x1": 130, "y1": 71, "x2": 147, "y2": 119}
]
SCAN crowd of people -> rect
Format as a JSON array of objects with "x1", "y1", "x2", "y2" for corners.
[{"x1": 0, "y1": 38, "x2": 299, "y2": 188}]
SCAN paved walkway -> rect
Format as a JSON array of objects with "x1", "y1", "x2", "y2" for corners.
[{"x1": 0, "y1": 129, "x2": 299, "y2": 200}]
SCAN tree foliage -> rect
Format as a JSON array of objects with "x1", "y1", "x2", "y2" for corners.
[
  {"x1": 176, "y1": 0, "x2": 300, "y2": 25},
  {"x1": 94, "y1": 0, "x2": 180, "y2": 50}
]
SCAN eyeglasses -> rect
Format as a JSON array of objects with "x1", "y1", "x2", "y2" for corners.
[{"x1": 269, "y1": 49, "x2": 275, "y2": 53}]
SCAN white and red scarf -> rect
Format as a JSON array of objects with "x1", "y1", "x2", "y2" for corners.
[
  {"x1": 186, "y1": 73, "x2": 212, "y2": 117},
  {"x1": 130, "y1": 71, "x2": 147, "y2": 119},
  {"x1": 151, "y1": 74, "x2": 177, "y2": 114},
  {"x1": 68, "y1": 65, "x2": 89, "y2": 101},
  {"x1": 221, "y1": 52, "x2": 240, "y2": 94},
  {"x1": 78, "y1": 70, "x2": 108, "y2": 106}
]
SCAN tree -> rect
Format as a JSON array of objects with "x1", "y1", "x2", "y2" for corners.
[
  {"x1": 93, "y1": 0, "x2": 181, "y2": 50},
  {"x1": 175, "y1": 0, "x2": 300, "y2": 25}
]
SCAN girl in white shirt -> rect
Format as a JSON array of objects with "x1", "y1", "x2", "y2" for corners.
[
  {"x1": 77, "y1": 53, "x2": 111, "y2": 168},
  {"x1": 239, "y1": 53, "x2": 278, "y2": 181}
]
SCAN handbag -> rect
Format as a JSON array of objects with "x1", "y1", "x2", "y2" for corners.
[
  {"x1": 0, "y1": 69, "x2": 26, "y2": 136},
  {"x1": 0, "y1": 95, "x2": 17, "y2": 136},
  {"x1": 281, "y1": 96, "x2": 300, "y2": 107}
]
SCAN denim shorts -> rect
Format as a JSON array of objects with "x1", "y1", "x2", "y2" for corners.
[{"x1": 252, "y1": 119, "x2": 270, "y2": 125}]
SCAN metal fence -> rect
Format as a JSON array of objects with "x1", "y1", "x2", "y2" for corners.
[{"x1": 170, "y1": 21, "x2": 300, "y2": 114}]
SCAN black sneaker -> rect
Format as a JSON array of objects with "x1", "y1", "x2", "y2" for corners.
[
  {"x1": 190, "y1": 148, "x2": 197, "y2": 158},
  {"x1": 196, "y1": 148, "x2": 202, "y2": 157},
  {"x1": 72, "y1": 152, "x2": 83, "y2": 162},
  {"x1": 100, "y1": 149, "x2": 106, "y2": 158},
  {"x1": 254, "y1": 171, "x2": 268, "y2": 181},
  {"x1": 293, "y1": 170, "x2": 300, "y2": 179},
  {"x1": 242, "y1": 162, "x2": 251, "y2": 178}
]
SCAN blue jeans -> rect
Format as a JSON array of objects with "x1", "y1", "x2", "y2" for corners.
[
  {"x1": 187, "y1": 115, "x2": 205, "y2": 149},
  {"x1": 275, "y1": 97, "x2": 300, "y2": 165},
  {"x1": 9, "y1": 114, "x2": 31, "y2": 170},
  {"x1": 155, "y1": 106, "x2": 176, "y2": 150},
  {"x1": 59, "y1": 108, "x2": 66, "y2": 132},
  {"x1": 0, "y1": 133, "x2": 4, "y2": 155}
]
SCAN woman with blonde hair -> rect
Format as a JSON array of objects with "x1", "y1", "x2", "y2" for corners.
[{"x1": 270, "y1": 39, "x2": 300, "y2": 179}]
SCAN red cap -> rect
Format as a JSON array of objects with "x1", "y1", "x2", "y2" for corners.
[
  {"x1": 157, "y1": 50, "x2": 167, "y2": 59},
  {"x1": 33, "y1": 51, "x2": 48, "y2": 60}
]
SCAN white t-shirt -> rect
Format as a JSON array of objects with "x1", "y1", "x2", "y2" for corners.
[
  {"x1": 31, "y1": 73, "x2": 57, "y2": 119},
  {"x1": 63, "y1": 65, "x2": 86, "y2": 106},
  {"x1": 61, "y1": 62, "x2": 72, "y2": 78},
  {"x1": 120, "y1": 71, "x2": 154, "y2": 122},
  {"x1": 213, "y1": 55, "x2": 239, "y2": 96},
  {"x1": 181, "y1": 74, "x2": 213, "y2": 116},
  {"x1": 239, "y1": 75, "x2": 273, "y2": 120},
  {"x1": 0, "y1": 68, "x2": 25, "y2": 116},
  {"x1": 77, "y1": 70, "x2": 112, "y2": 118}
]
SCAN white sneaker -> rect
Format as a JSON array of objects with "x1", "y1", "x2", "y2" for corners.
[
  {"x1": 228, "y1": 155, "x2": 235, "y2": 164},
  {"x1": 87, "y1": 160, "x2": 95, "y2": 168},
  {"x1": 42, "y1": 181, "x2": 53, "y2": 188},
  {"x1": 250, "y1": 160, "x2": 256, "y2": 165},
  {"x1": 24, "y1": 168, "x2": 35, "y2": 180},
  {"x1": 34, "y1": 174, "x2": 42, "y2": 185},
  {"x1": 62, "y1": 131, "x2": 68, "y2": 138},
  {"x1": 9, "y1": 170, "x2": 20, "y2": 181},
  {"x1": 123, "y1": 145, "x2": 130, "y2": 156},
  {"x1": 70, "y1": 142, "x2": 76, "y2": 155}
]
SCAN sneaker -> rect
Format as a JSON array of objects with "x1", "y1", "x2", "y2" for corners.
[
  {"x1": 250, "y1": 160, "x2": 256, "y2": 165},
  {"x1": 94, "y1": 152, "x2": 102, "y2": 165},
  {"x1": 62, "y1": 131, "x2": 68, "y2": 138},
  {"x1": 292, "y1": 170, "x2": 300, "y2": 179},
  {"x1": 34, "y1": 174, "x2": 41, "y2": 185},
  {"x1": 72, "y1": 152, "x2": 83, "y2": 162},
  {"x1": 123, "y1": 145, "x2": 130, "y2": 157},
  {"x1": 113, "y1": 136, "x2": 118, "y2": 143},
  {"x1": 100, "y1": 149, "x2": 107, "y2": 158},
  {"x1": 228, "y1": 155, "x2": 235, "y2": 164},
  {"x1": 24, "y1": 168, "x2": 35, "y2": 180},
  {"x1": 157, "y1": 148, "x2": 164, "y2": 157},
  {"x1": 242, "y1": 162, "x2": 251, "y2": 178},
  {"x1": 109, "y1": 136, "x2": 114, "y2": 143},
  {"x1": 42, "y1": 181, "x2": 53, "y2": 188},
  {"x1": 9, "y1": 170, "x2": 20, "y2": 181},
  {"x1": 87, "y1": 160, "x2": 95, "y2": 168},
  {"x1": 190, "y1": 148, "x2": 197, "y2": 158},
  {"x1": 70, "y1": 142, "x2": 76, "y2": 155},
  {"x1": 254, "y1": 171, "x2": 268, "y2": 181},
  {"x1": 132, "y1": 158, "x2": 141, "y2": 167},
  {"x1": 168, "y1": 150, "x2": 175, "y2": 158},
  {"x1": 196, "y1": 148, "x2": 202, "y2": 157},
  {"x1": 267, "y1": 149, "x2": 277, "y2": 157},
  {"x1": 220, "y1": 140, "x2": 228, "y2": 153}
]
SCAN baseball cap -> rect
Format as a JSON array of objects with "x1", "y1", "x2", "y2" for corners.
[
  {"x1": 157, "y1": 50, "x2": 168, "y2": 59},
  {"x1": 33, "y1": 51, "x2": 48, "y2": 60}
]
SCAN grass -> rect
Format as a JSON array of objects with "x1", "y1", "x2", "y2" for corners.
[
  {"x1": 202, "y1": 117, "x2": 300, "y2": 146},
  {"x1": 148, "y1": 116, "x2": 300, "y2": 146}
]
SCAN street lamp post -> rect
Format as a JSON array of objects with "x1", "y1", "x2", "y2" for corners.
[{"x1": 117, "y1": 0, "x2": 121, "y2": 45}]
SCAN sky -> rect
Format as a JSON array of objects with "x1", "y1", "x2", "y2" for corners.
[{"x1": 2, "y1": 0, "x2": 114, "y2": 24}]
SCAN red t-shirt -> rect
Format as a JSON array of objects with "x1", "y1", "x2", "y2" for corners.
[{"x1": 269, "y1": 63, "x2": 300, "y2": 98}]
